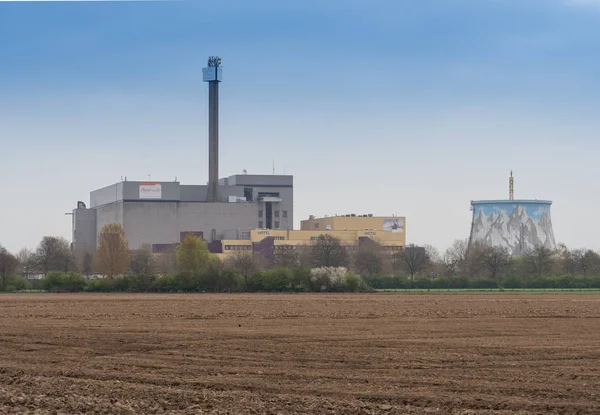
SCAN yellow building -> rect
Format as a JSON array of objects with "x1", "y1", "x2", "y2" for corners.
[{"x1": 216, "y1": 215, "x2": 406, "y2": 260}]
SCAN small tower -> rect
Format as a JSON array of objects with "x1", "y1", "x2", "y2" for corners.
[{"x1": 509, "y1": 170, "x2": 514, "y2": 200}]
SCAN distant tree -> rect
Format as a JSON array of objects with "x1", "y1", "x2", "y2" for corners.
[
  {"x1": 82, "y1": 252, "x2": 94, "y2": 276},
  {"x1": 465, "y1": 242, "x2": 488, "y2": 279},
  {"x1": 480, "y1": 246, "x2": 511, "y2": 281},
  {"x1": 310, "y1": 235, "x2": 349, "y2": 268},
  {"x1": 424, "y1": 244, "x2": 444, "y2": 276},
  {"x1": 0, "y1": 246, "x2": 19, "y2": 291},
  {"x1": 354, "y1": 240, "x2": 386, "y2": 277},
  {"x1": 34, "y1": 236, "x2": 71, "y2": 275},
  {"x1": 576, "y1": 249, "x2": 600, "y2": 277},
  {"x1": 157, "y1": 246, "x2": 178, "y2": 275},
  {"x1": 228, "y1": 251, "x2": 259, "y2": 290},
  {"x1": 274, "y1": 245, "x2": 300, "y2": 268},
  {"x1": 16, "y1": 248, "x2": 36, "y2": 279},
  {"x1": 394, "y1": 244, "x2": 431, "y2": 280},
  {"x1": 297, "y1": 245, "x2": 313, "y2": 268},
  {"x1": 176, "y1": 233, "x2": 210, "y2": 276},
  {"x1": 205, "y1": 257, "x2": 237, "y2": 292},
  {"x1": 444, "y1": 239, "x2": 470, "y2": 276},
  {"x1": 96, "y1": 224, "x2": 130, "y2": 278},
  {"x1": 555, "y1": 243, "x2": 578, "y2": 276},
  {"x1": 524, "y1": 246, "x2": 554, "y2": 278},
  {"x1": 129, "y1": 244, "x2": 154, "y2": 277}
]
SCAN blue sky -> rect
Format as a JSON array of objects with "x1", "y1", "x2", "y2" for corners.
[{"x1": 1, "y1": 0, "x2": 600, "y2": 253}]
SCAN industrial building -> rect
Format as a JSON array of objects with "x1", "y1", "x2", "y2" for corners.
[
  {"x1": 215, "y1": 215, "x2": 406, "y2": 261},
  {"x1": 70, "y1": 56, "x2": 408, "y2": 265},
  {"x1": 468, "y1": 172, "x2": 556, "y2": 256},
  {"x1": 71, "y1": 56, "x2": 294, "y2": 262},
  {"x1": 71, "y1": 174, "x2": 294, "y2": 260}
]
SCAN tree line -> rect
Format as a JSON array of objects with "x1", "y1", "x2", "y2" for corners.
[{"x1": 2, "y1": 225, "x2": 600, "y2": 292}]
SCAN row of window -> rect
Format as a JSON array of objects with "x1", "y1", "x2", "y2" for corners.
[
  {"x1": 258, "y1": 210, "x2": 288, "y2": 218},
  {"x1": 224, "y1": 245, "x2": 252, "y2": 251}
]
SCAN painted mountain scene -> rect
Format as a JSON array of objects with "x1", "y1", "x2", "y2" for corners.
[{"x1": 470, "y1": 202, "x2": 556, "y2": 256}]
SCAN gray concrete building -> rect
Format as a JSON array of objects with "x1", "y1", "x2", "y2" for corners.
[{"x1": 71, "y1": 174, "x2": 293, "y2": 260}]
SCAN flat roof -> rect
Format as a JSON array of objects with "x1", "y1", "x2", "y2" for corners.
[{"x1": 471, "y1": 199, "x2": 552, "y2": 205}]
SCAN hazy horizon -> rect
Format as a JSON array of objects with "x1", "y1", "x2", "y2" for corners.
[{"x1": 1, "y1": 0, "x2": 600, "y2": 254}]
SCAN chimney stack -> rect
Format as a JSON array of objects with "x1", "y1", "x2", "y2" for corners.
[{"x1": 203, "y1": 56, "x2": 222, "y2": 202}]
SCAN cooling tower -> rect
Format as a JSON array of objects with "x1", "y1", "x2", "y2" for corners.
[{"x1": 468, "y1": 200, "x2": 556, "y2": 256}]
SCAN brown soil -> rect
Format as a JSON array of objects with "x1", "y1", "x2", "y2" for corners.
[{"x1": 1, "y1": 293, "x2": 599, "y2": 414}]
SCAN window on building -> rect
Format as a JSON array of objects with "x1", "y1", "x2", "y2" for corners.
[
  {"x1": 310, "y1": 236, "x2": 319, "y2": 241},
  {"x1": 259, "y1": 221, "x2": 264, "y2": 228},
  {"x1": 274, "y1": 221, "x2": 280, "y2": 229},
  {"x1": 274, "y1": 210, "x2": 280, "y2": 218},
  {"x1": 258, "y1": 210, "x2": 263, "y2": 218},
  {"x1": 273, "y1": 236, "x2": 285, "y2": 240},
  {"x1": 314, "y1": 223, "x2": 320, "y2": 229},
  {"x1": 244, "y1": 188, "x2": 254, "y2": 202},
  {"x1": 282, "y1": 211, "x2": 288, "y2": 218}
]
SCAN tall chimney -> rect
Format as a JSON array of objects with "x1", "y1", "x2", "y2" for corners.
[{"x1": 203, "y1": 56, "x2": 222, "y2": 202}]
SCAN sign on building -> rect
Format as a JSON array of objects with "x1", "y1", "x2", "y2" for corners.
[
  {"x1": 139, "y1": 182, "x2": 162, "y2": 199},
  {"x1": 383, "y1": 219, "x2": 404, "y2": 233}
]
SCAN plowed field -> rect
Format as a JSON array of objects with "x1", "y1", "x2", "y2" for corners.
[{"x1": 1, "y1": 294, "x2": 599, "y2": 414}]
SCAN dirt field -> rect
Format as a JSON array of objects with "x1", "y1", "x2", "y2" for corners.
[{"x1": 1, "y1": 294, "x2": 599, "y2": 414}]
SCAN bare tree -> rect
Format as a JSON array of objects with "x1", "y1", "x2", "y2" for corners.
[
  {"x1": 129, "y1": 244, "x2": 154, "y2": 276},
  {"x1": 354, "y1": 240, "x2": 386, "y2": 277},
  {"x1": 0, "y1": 246, "x2": 19, "y2": 291},
  {"x1": 480, "y1": 246, "x2": 511, "y2": 281},
  {"x1": 524, "y1": 246, "x2": 554, "y2": 278},
  {"x1": 310, "y1": 235, "x2": 349, "y2": 268},
  {"x1": 394, "y1": 244, "x2": 431, "y2": 280},
  {"x1": 96, "y1": 224, "x2": 130, "y2": 278},
  {"x1": 273, "y1": 245, "x2": 300, "y2": 268},
  {"x1": 444, "y1": 239, "x2": 470, "y2": 276},
  {"x1": 297, "y1": 244, "x2": 312, "y2": 268},
  {"x1": 423, "y1": 244, "x2": 443, "y2": 276},
  {"x1": 555, "y1": 243, "x2": 578, "y2": 275},
  {"x1": 229, "y1": 251, "x2": 259, "y2": 290},
  {"x1": 158, "y1": 246, "x2": 178, "y2": 275},
  {"x1": 16, "y1": 248, "x2": 36, "y2": 279},
  {"x1": 34, "y1": 236, "x2": 71, "y2": 275},
  {"x1": 577, "y1": 249, "x2": 600, "y2": 277}
]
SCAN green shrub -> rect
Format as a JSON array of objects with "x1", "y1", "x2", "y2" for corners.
[
  {"x1": 345, "y1": 274, "x2": 361, "y2": 292},
  {"x1": 3, "y1": 275, "x2": 31, "y2": 292},
  {"x1": 42, "y1": 272, "x2": 86, "y2": 292}
]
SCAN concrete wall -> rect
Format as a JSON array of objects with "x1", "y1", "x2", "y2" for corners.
[
  {"x1": 121, "y1": 201, "x2": 258, "y2": 248},
  {"x1": 72, "y1": 208, "x2": 97, "y2": 264},
  {"x1": 226, "y1": 174, "x2": 293, "y2": 187},
  {"x1": 180, "y1": 185, "x2": 208, "y2": 202},
  {"x1": 90, "y1": 183, "x2": 123, "y2": 208},
  {"x1": 95, "y1": 201, "x2": 124, "y2": 237}
]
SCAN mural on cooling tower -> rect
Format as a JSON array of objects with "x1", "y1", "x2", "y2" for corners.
[{"x1": 469, "y1": 202, "x2": 556, "y2": 256}]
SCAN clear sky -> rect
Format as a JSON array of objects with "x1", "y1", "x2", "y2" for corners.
[{"x1": 1, "y1": 0, "x2": 599, "y2": 254}]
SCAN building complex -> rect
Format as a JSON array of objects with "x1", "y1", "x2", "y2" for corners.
[{"x1": 70, "y1": 57, "x2": 408, "y2": 265}]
